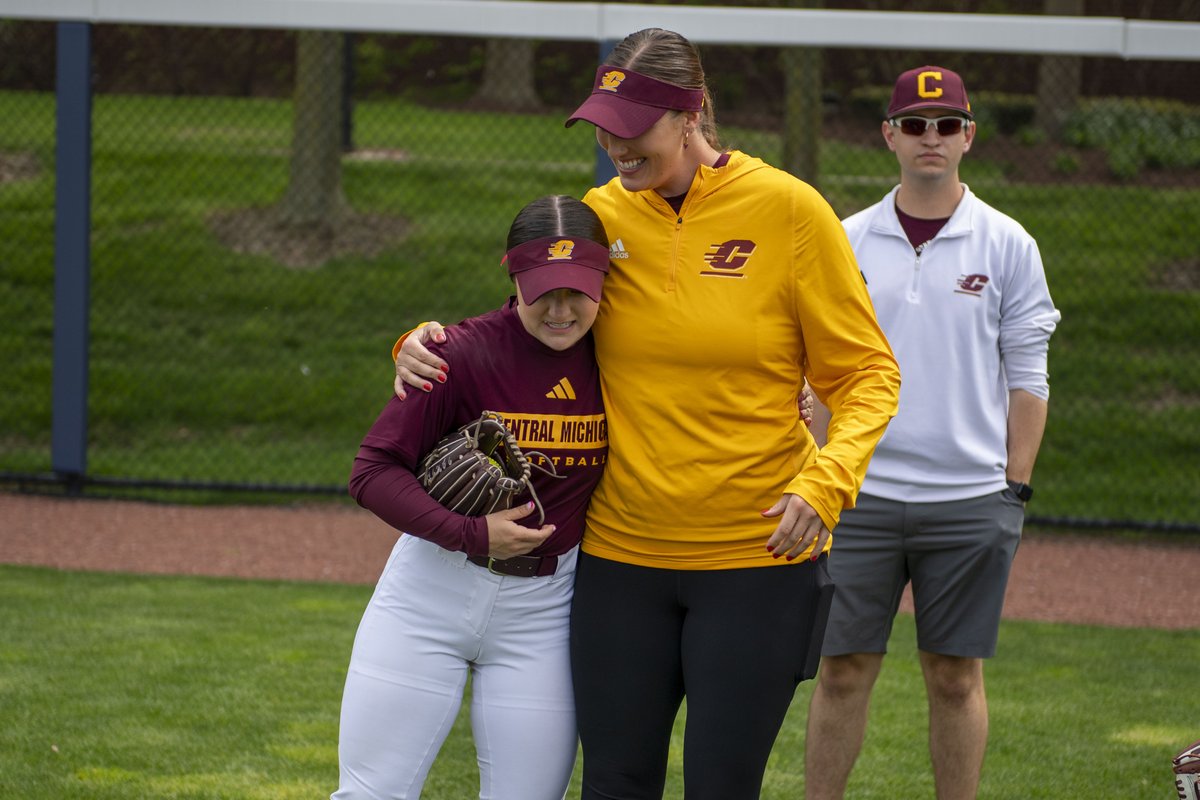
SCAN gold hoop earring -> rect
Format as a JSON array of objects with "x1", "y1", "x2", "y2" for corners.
[{"x1": 684, "y1": 130, "x2": 691, "y2": 150}]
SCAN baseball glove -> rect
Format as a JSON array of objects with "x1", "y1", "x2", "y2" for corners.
[
  {"x1": 417, "y1": 411, "x2": 557, "y2": 525},
  {"x1": 1175, "y1": 738, "x2": 1200, "y2": 800}
]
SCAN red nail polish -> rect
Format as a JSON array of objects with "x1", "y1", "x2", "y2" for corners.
[
  {"x1": 422, "y1": 382, "x2": 432, "y2": 392},
  {"x1": 772, "y1": 553, "x2": 781, "y2": 559},
  {"x1": 440, "y1": 364, "x2": 450, "y2": 373},
  {"x1": 436, "y1": 374, "x2": 446, "y2": 383},
  {"x1": 785, "y1": 554, "x2": 796, "y2": 561},
  {"x1": 765, "y1": 544, "x2": 774, "y2": 552}
]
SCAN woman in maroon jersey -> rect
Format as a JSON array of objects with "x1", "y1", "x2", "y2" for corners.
[{"x1": 331, "y1": 195, "x2": 609, "y2": 800}]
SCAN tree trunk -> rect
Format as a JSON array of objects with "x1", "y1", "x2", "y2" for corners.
[
  {"x1": 278, "y1": 30, "x2": 348, "y2": 228},
  {"x1": 472, "y1": 38, "x2": 542, "y2": 112},
  {"x1": 1035, "y1": 0, "x2": 1084, "y2": 140}
]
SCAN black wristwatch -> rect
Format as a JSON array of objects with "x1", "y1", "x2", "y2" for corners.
[{"x1": 1007, "y1": 480, "x2": 1034, "y2": 502}]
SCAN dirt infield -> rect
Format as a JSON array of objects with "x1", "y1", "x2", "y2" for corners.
[{"x1": 2, "y1": 492, "x2": 1196, "y2": 631}]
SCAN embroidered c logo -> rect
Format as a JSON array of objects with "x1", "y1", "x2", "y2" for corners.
[
  {"x1": 917, "y1": 70, "x2": 944, "y2": 100},
  {"x1": 547, "y1": 240, "x2": 576, "y2": 261},
  {"x1": 599, "y1": 70, "x2": 626, "y2": 92},
  {"x1": 703, "y1": 240, "x2": 757, "y2": 272}
]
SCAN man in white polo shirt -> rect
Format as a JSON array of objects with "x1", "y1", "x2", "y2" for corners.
[{"x1": 805, "y1": 66, "x2": 1061, "y2": 800}]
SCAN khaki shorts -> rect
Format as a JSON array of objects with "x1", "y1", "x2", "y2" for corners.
[{"x1": 821, "y1": 489, "x2": 1025, "y2": 659}]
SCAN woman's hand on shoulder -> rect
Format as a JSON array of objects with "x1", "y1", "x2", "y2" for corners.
[
  {"x1": 761, "y1": 493, "x2": 829, "y2": 561},
  {"x1": 394, "y1": 321, "x2": 449, "y2": 400},
  {"x1": 484, "y1": 502, "x2": 556, "y2": 559}
]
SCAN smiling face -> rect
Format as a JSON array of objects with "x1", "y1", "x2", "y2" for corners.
[
  {"x1": 514, "y1": 284, "x2": 600, "y2": 351},
  {"x1": 595, "y1": 110, "x2": 699, "y2": 197},
  {"x1": 883, "y1": 109, "x2": 975, "y2": 186}
]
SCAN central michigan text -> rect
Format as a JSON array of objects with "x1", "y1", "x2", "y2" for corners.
[{"x1": 492, "y1": 412, "x2": 608, "y2": 450}]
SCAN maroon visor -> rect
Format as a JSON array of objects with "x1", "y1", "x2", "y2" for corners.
[
  {"x1": 565, "y1": 65, "x2": 705, "y2": 139},
  {"x1": 504, "y1": 236, "x2": 611, "y2": 303}
]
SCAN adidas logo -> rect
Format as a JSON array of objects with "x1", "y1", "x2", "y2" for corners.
[
  {"x1": 545, "y1": 378, "x2": 577, "y2": 400},
  {"x1": 609, "y1": 239, "x2": 630, "y2": 259}
]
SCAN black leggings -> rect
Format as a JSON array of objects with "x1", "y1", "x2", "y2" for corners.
[{"x1": 570, "y1": 553, "x2": 833, "y2": 800}]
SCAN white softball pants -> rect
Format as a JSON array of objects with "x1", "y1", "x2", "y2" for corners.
[{"x1": 331, "y1": 535, "x2": 578, "y2": 800}]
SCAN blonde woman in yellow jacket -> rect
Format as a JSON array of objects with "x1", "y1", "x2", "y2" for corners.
[{"x1": 393, "y1": 28, "x2": 900, "y2": 800}]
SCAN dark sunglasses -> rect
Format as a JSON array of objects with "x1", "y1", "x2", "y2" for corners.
[{"x1": 889, "y1": 116, "x2": 970, "y2": 137}]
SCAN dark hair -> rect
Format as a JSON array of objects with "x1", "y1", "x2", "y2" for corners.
[
  {"x1": 506, "y1": 195, "x2": 609, "y2": 251},
  {"x1": 607, "y1": 28, "x2": 721, "y2": 149}
]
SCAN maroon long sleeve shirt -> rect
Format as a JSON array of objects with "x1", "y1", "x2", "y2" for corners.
[{"x1": 349, "y1": 299, "x2": 607, "y2": 558}]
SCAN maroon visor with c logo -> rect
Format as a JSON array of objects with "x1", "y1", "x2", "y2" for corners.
[
  {"x1": 565, "y1": 65, "x2": 705, "y2": 139},
  {"x1": 504, "y1": 236, "x2": 611, "y2": 303}
]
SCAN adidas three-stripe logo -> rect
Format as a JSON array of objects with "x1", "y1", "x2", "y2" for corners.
[
  {"x1": 546, "y1": 378, "x2": 577, "y2": 400},
  {"x1": 609, "y1": 239, "x2": 630, "y2": 259}
]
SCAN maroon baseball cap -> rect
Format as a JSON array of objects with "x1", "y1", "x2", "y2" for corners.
[
  {"x1": 565, "y1": 65, "x2": 705, "y2": 139},
  {"x1": 887, "y1": 66, "x2": 973, "y2": 120},
  {"x1": 504, "y1": 236, "x2": 611, "y2": 303}
]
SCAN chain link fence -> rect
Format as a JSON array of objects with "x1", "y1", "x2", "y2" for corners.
[{"x1": 1, "y1": 15, "x2": 1197, "y2": 530}]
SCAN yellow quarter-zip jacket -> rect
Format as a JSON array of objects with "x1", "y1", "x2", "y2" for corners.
[{"x1": 581, "y1": 151, "x2": 900, "y2": 569}]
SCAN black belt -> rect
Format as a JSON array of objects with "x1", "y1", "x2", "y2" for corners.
[{"x1": 466, "y1": 553, "x2": 558, "y2": 578}]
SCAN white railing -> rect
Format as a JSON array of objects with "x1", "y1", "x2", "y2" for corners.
[{"x1": 1, "y1": 0, "x2": 1198, "y2": 60}]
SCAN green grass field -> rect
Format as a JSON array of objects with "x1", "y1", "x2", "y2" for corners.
[
  {"x1": 0, "y1": 90, "x2": 1197, "y2": 524},
  {"x1": 0, "y1": 564, "x2": 1192, "y2": 799}
]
